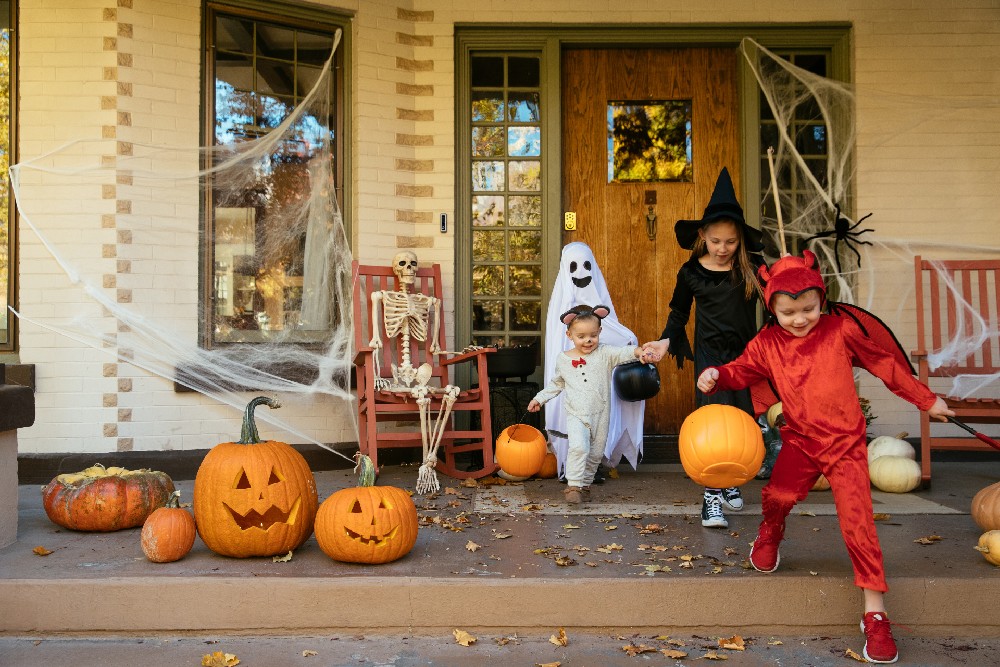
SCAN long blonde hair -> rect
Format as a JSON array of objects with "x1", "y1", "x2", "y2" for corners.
[{"x1": 691, "y1": 219, "x2": 765, "y2": 301}]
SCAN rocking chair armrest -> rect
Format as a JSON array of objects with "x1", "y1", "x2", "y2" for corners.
[
  {"x1": 910, "y1": 349, "x2": 928, "y2": 363},
  {"x1": 353, "y1": 346, "x2": 375, "y2": 366},
  {"x1": 439, "y1": 347, "x2": 495, "y2": 367}
]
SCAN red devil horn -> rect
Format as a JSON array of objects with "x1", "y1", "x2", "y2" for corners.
[
  {"x1": 802, "y1": 249, "x2": 817, "y2": 269},
  {"x1": 757, "y1": 264, "x2": 771, "y2": 282}
]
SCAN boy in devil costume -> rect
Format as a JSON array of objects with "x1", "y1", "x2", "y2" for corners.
[{"x1": 698, "y1": 250, "x2": 952, "y2": 664}]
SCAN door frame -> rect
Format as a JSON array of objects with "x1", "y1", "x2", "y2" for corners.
[{"x1": 454, "y1": 24, "x2": 851, "y2": 385}]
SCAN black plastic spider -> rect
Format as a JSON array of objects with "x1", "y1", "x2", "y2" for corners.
[{"x1": 805, "y1": 203, "x2": 874, "y2": 275}]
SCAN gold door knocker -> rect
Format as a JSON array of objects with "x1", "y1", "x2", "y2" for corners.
[{"x1": 646, "y1": 205, "x2": 657, "y2": 240}]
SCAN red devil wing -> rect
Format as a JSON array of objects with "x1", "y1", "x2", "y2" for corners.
[{"x1": 828, "y1": 302, "x2": 917, "y2": 375}]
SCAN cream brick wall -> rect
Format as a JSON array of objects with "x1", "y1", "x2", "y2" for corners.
[{"x1": 12, "y1": 0, "x2": 1000, "y2": 453}]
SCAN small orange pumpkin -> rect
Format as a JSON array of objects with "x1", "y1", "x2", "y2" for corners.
[
  {"x1": 536, "y1": 451, "x2": 558, "y2": 479},
  {"x1": 678, "y1": 404, "x2": 765, "y2": 489},
  {"x1": 41, "y1": 464, "x2": 175, "y2": 532},
  {"x1": 971, "y1": 481, "x2": 1000, "y2": 531},
  {"x1": 315, "y1": 455, "x2": 418, "y2": 564},
  {"x1": 193, "y1": 397, "x2": 318, "y2": 558},
  {"x1": 495, "y1": 424, "x2": 547, "y2": 478},
  {"x1": 141, "y1": 491, "x2": 197, "y2": 563}
]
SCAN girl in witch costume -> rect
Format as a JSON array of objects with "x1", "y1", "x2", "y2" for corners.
[
  {"x1": 642, "y1": 167, "x2": 766, "y2": 529},
  {"x1": 529, "y1": 305, "x2": 649, "y2": 504},
  {"x1": 697, "y1": 251, "x2": 953, "y2": 664}
]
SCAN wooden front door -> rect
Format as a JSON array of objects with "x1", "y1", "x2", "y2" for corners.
[{"x1": 562, "y1": 47, "x2": 741, "y2": 434}]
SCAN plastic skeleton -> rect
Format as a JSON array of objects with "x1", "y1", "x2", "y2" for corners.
[{"x1": 368, "y1": 251, "x2": 458, "y2": 494}]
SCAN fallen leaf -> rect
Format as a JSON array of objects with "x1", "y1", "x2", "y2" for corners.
[
  {"x1": 494, "y1": 532, "x2": 513, "y2": 539},
  {"x1": 523, "y1": 504, "x2": 545, "y2": 511},
  {"x1": 703, "y1": 649, "x2": 728, "y2": 660},
  {"x1": 914, "y1": 535, "x2": 943, "y2": 545},
  {"x1": 562, "y1": 523, "x2": 580, "y2": 529},
  {"x1": 767, "y1": 640, "x2": 783, "y2": 645},
  {"x1": 605, "y1": 525, "x2": 618, "y2": 531},
  {"x1": 661, "y1": 648, "x2": 688, "y2": 658},
  {"x1": 799, "y1": 510, "x2": 816, "y2": 517},
  {"x1": 201, "y1": 652, "x2": 240, "y2": 667},
  {"x1": 667, "y1": 638, "x2": 686, "y2": 647},
  {"x1": 873, "y1": 513, "x2": 891, "y2": 521},
  {"x1": 32, "y1": 546, "x2": 53, "y2": 556},
  {"x1": 443, "y1": 487, "x2": 458, "y2": 495},
  {"x1": 460, "y1": 478, "x2": 478, "y2": 488},
  {"x1": 453, "y1": 629, "x2": 477, "y2": 646},
  {"x1": 466, "y1": 541, "x2": 481, "y2": 552},
  {"x1": 301, "y1": 650, "x2": 317, "y2": 657},
  {"x1": 607, "y1": 468, "x2": 619, "y2": 478},
  {"x1": 549, "y1": 627, "x2": 568, "y2": 646},
  {"x1": 810, "y1": 571, "x2": 819, "y2": 575},
  {"x1": 554, "y1": 556, "x2": 577, "y2": 566},
  {"x1": 622, "y1": 643, "x2": 657, "y2": 656},
  {"x1": 718, "y1": 635, "x2": 745, "y2": 651},
  {"x1": 845, "y1": 647, "x2": 866, "y2": 661},
  {"x1": 272, "y1": 551, "x2": 293, "y2": 563},
  {"x1": 536, "y1": 662, "x2": 561, "y2": 667}
]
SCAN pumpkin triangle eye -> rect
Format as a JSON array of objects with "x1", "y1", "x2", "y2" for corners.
[
  {"x1": 378, "y1": 499, "x2": 391, "y2": 510},
  {"x1": 351, "y1": 500, "x2": 363, "y2": 513},
  {"x1": 268, "y1": 467, "x2": 283, "y2": 485},
  {"x1": 235, "y1": 469, "x2": 251, "y2": 489}
]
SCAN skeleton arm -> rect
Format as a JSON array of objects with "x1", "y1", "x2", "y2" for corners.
[
  {"x1": 429, "y1": 296, "x2": 441, "y2": 354},
  {"x1": 369, "y1": 290, "x2": 385, "y2": 351}
]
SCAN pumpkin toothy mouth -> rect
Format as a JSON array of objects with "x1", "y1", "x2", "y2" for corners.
[
  {"x1": 224, "y1": 497, "x2": 301, "y2": 530},
  {"x1": 344, "y1": 525, "x2": 398, "y2": 546}
]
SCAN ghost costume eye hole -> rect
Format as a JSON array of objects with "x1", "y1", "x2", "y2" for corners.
[
  {"x1": 569, "y1": 261, "x2": 577, "y2": 272},
  {"x1": 584, "y1": 260, "x2": 591, "y2": 271}
]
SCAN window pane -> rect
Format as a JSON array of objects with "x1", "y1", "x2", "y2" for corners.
[
  {"x1": 508, "y1": 57, "x2": 539, "y2": 87},
  {"x1": 473, "y1": 300, "x2": 504, "y2": 331},
  {"x1": 256, "y1": 59, "x2": 295, "y2": 97},
  {"x1": 472, "y1": 161, "x2": 504, "y2": 191},
  {"x1": 473, "y1": 265, "x2": 504, "y2": 296},
  {"x1": 509, "y1": 301, "x2": 541, "y2": 331},
  {"x1": 472, "y1": 126, "x2": 505, "y2": 157},
  {"x1": 256, "y1": 24, "x2": 296, "y2": 58},
  {"x1": 472, "y1": 91, "x2": 503, "y2": 122},
  {"x1": 471, "y1": 56, "x2": 504, "y2": 87},
  {"x1": 216, "y1": 16, "x2": 255, "y2": 54},
  {"x1": 216, "y1": 51, "x2": 255, "y2": 91},
  {"x1": 507, "y1": 92, "x2": 540, "y2": 122},
  {"x1": 509, "y1": 266, "x2": 541, "y2": 296},
  {"x1": 507, "y1": 126, "x2": 540, "y2": 156},
  {"x1": 472, "y1": 195, "x2": 504, "y2": 226},
  {"x1": 507, "y1": 195, "x2": 541, "y2": 226},
  {"x1": 0, "y1": 13, "x2": 8, "y2": 346},
  {"x1": 296, "y1": 31, "x2": 335, "y2": 66},
  {"x1": 795, "y1": 123, "x2": 827, "y2": 156},
  {"x1": 508, "y1": 161, "x2": 540, "y2": 191},
  {"x1": 508, "y1": 230, "x2": 541, "y2": 262},
  {"x1": 472, "y1": 230, "x2": 505, "y2": 261},
  {"x1": 296, "y1": 64, "x2": 324, "y2": 99}
]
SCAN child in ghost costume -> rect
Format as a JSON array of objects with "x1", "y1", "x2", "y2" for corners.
[
  {"x1": 543, "y1": 242, "x2": 646, "y2": 476},
  {"x1": 529, "y1": 305, "x2": 649, "y2": 503}
]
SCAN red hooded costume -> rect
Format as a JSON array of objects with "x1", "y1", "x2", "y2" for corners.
[{"x1": 707, "y1": 250, "x2": 937, "y2": 591}]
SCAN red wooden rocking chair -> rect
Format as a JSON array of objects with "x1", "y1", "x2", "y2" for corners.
[{"x1": 352, "y1": 260, "x2": 498, "y2": 479}]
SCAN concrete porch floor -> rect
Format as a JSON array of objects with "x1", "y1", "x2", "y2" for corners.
[{"x1": 2, "y1": 459, "x2": 999, "y2": 649}]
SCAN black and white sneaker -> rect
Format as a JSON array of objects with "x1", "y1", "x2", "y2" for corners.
[
  {"x1": 701, "y1": 491, "x2": 729, "y2": 528},
  {"x1": 721, "y1": 486, "x2": 744, "y2": 512}
]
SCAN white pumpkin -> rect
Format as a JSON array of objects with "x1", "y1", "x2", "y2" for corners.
[
  {"x1": 869, "y1": 455, "x2": 921, "y2": 493},
  {"x1": 867, "y1": 432, "x2": 915, "y2": 466},
  {"x1": 766, "y1": 402, "x2": 784, "y2": 428},
  {"x1": 496, "y1": 468, "x2": 531, "y2": 482},
  {"x1": 975, "y1": 530, "x2": 1000, "y2": 566}
]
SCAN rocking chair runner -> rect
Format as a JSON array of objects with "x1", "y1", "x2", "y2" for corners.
[{"x1": 352, "y1": 260, "x2": 498, "y2": 479}]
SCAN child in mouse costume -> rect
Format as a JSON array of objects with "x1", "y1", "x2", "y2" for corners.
[
  {"x1": 529, "y1": 305, "x2": 648, "y2": 504},
  {"x1": 697, "y1": 250, "x2": 953, "y2": 664}
]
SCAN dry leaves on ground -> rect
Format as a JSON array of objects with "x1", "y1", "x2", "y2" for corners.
[
  {"x1": 622, "y1": 643, "x2": 658, "y2": 656},
  {"x1": 549, "y1": 627, "x2": 569, "y2": 646},
  {"x1": 466, "y1": 541, "x2": 481, "y2": 552},
  {"x1": 202, "y1": 652, "x2": 240, "y2": 667},
  {"x1": 718, "y1": 635, "x2": 745, "y2": 651},
  {"x1": 914, "y1": 534, "x2": 943, "y2": 545},
  {"x1": 32, "y1": 546, "x2": 53, "y2": 556},
  {"x1": 845, "y1": 647, "x2": 866, "y2": 661},
  {"x1": 301, "y1": 650, "x2": 317, "y2": 657},
  {"x1": 453, "y1": 629, "x2": 477, "y2": 646}
]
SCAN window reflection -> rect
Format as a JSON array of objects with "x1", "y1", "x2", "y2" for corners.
[{"x1": 607, "y1": 101, "x2": 693, "y2": 183}]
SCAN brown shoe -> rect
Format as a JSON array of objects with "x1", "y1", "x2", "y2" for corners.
[
  {"x1": 564, "y1": 487, "x2": 583, "y2": 504},
  {"x1": 580, "y1": 486, "x2": 592, "y2": 502}
]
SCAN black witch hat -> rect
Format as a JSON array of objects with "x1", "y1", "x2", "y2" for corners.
[{"x1": 674, "y1": 167, "x2": 764, "y2": 252}]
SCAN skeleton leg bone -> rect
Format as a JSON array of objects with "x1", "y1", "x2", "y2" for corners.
[{"x1": 415, "y1": 385, "x2": 460, "y2": 495}]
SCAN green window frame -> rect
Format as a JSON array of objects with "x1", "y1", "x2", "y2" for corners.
[{"x1": 0, "y1": 1, "x2": 16, "y2": 353}]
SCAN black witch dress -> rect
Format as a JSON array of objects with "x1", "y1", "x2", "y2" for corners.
[{"x1": 660, "y1": 255, "x2": 763, "y2": 416}]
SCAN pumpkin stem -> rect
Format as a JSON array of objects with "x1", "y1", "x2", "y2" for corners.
[
  {"x1": 165, "y1": 490, "x2": 182, "y2": 509},
  {"x1": 239, "y1": 396, "x2": 281, "y2": 444},
  {"x1": 354, "y1": 453, "x2": 376, "y2": 487}
]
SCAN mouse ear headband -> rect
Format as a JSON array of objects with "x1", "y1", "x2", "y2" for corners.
[{"x1": 560, "y1": 304, "x2": 610, "y2": 326}]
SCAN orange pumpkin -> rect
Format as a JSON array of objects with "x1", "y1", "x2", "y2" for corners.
[
  {"x1": 41, "y1": 463, "x2": 175, "y2": 532},
  {"x1": 678, "y1": 404, "x2": 765, "y2": 489},
  {"x1": 536, "y1": 451, "x2": 558, "y2": 479},
  {"x1": 812, "y1": 474, "x2": 831, "y2": 491},
  {"x1": 141, "y1": 491, "x2": 197, "y2": 563},
  {"x1": 193, "y1": 397, "x2": 318, "y2": 558},
  {"x1": 315, "y1": 455, "x2": 418, "y2": 564},
  {"x1": 971, "y1": 481, "x2": 1000, "y2": 531},
  {"x1": 495, "y1": 424, "x2": 547, "y2": 478}
]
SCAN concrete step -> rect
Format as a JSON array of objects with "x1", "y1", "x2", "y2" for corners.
[{"x1": 3, "y1": 463, "x2": 1000, "y2": 636}]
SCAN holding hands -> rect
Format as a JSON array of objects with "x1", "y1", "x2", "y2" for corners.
[{"x1": 640, "y1": 339, "x2": 669, "y2": 364}]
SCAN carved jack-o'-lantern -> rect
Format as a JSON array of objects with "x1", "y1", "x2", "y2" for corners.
[
  {"x1": 316, "y1": 455, "x2": 418, "y2": 564},
  {"x1": 193, "y1": 397, "x2": 318, "y2": 558}
]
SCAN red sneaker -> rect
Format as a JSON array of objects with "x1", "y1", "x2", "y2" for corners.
[
  {"x1": 748, "y1": 523, "x2": 782, "y2": 573},
  {"x1": 861, "y1": 611, "x2": 899, "y2": 663}
]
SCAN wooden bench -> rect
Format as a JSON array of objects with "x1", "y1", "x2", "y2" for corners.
[{"x1": 912, "y1": 256, "x2": 1000, "y2": 485}]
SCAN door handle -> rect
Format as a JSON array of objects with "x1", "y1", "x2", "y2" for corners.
[{"x1": 646, "y1": 205, "x2": 657, "y2": 240}]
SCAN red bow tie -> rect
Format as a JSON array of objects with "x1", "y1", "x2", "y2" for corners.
[{"x1": 572, "y1": 357, "x2": 586, "y2": 368}]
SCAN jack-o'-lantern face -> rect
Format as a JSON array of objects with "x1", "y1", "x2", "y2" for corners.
[
  {"x1": 315, "y1": 484, "x2": 418, "y2": 564},
  {"x1": 193, "y1": 441, "x2": 318, "y2": 559}
]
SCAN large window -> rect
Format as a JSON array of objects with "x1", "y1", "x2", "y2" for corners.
[
  {"x1": 468, "y1": 54, "x2": 544, "y2": 351},
  {"x1": 0, "y1": 1, "x2": 14, "y2": 352},
  {"x1": 203, "y1": 1, "x2": 346, "y2": 346}
]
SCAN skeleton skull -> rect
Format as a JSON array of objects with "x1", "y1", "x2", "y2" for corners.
[{"x1": 392, "y1": 251, "x2": 418, "y2": 287}]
